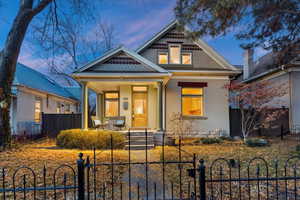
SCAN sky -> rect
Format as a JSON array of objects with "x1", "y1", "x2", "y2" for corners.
[{"x1": 0, "y1": 0, "x2": 268, "y2": 75}]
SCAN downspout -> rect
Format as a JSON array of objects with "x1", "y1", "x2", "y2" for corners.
[{"x1": 289, "y1": 71, "x2": 293, "y2": 130}]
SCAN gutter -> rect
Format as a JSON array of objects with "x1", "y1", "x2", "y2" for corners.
[
  {"x1": 14, "y1": 84, "x2": 79, "y2": 103},
  {"x1": 241, "y1": 65, "x2": 287, "y2": 83},
  {"x1": 72, "y1": 72, "x2": 172, "y2": 78}
]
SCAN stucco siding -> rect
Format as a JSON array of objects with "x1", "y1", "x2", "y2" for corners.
[
  {"x1": 165, "y1": 78, "x2": 230, "y2": 135},
  {"x1": 139, "y1": 27, "x2": 223, "y2": 70},
  {"x1": 291, "y1": 72, "x2": 300, "y2": 128},
  {"x1": 12, "y1": 87, "x2": 78, "y2": 135}
]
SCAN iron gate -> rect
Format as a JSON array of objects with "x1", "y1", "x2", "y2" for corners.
[{"x1": 78, "y1": 129, "x2": 198, "y2": 200}]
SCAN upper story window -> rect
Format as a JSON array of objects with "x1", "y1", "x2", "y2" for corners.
[
  {"x1": 158, "y1": 44, "x2": 192, "y2": 65},
  {"x1": 34, "y1": 97, "x2": 42, "y2": 123},
  {"x1": 158, "y1": 52, "x2": 168, "y2": 64},
  {"x1": 182, "y1": 53, "x2": 192, "y2": 65},
  {"x1": 169, "y1": 45, "x2": 181, "y2": 64},
  {"x1": 105, "y1": 92, "x2": 119, "y2": 117}
]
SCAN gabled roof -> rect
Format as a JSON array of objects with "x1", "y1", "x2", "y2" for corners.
[
  {"x1": 242, "y1": 49, "x2": 300, "y2": 82},
  {"x1": 75, "y1": 46, "x2": 169, "y2": 74},
  {"x1": 13, "y1": 63, "x2": 79, "y2": 101},
  {"x1": 136, "y1": 20, "x2": 239, "y2": 71}
]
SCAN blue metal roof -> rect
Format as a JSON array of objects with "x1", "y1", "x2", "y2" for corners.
[{"x1": 13, "y1": 63, "x2": 80, "y2": 101}]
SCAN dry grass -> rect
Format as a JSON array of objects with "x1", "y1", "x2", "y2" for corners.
[
  {"x1": 1, "y1": 136, "x2": 298, "y2": 170},
  {"x1": 0, "y1": 136, "x2": 299, "y2": 199}
]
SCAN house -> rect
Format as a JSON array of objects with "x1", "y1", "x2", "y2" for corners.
[
  {"x1": 11, "y1": 63, "x2": 80, "y2": 135},
  {"x1": 72, "y1": 20, "x2": 240, "y2": 136},
  {"x1": 239, "y1": 48, "x2": 300, "y2": 132}
]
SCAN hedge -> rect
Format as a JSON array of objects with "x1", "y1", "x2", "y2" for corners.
[{"x1": 57, "y1": 129, "x2": 125, "y2": 149}]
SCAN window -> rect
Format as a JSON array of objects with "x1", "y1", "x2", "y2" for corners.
[
  {"x1": 105, "y1": 92, "x2": 119, "y2": 117},
  {"x1": 182, "y1": 53, "x2": 192, "y2": 65},
  {"x1": 158, "y1": 52, "x2": 168, "y2": 64},
  {"x1": 169, "y1": 45, "x2": 181, "y2": 64},
  {"x1": 65, "y1": 104, "x2": 71, "y2": 113},
  {"x1": 56, "y1": 102, "x2": 61, "y2": 113},
  {"x1": 34, "y1": 97, "x2": 42, "y2": 123},
  {"x1": 181, "y1": 88, "x2": 203, "y2": 116},
  {"x1": 133, "y1": 86, "x2": 148, "y2": 92}
]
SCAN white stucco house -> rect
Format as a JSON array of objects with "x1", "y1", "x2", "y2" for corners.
[
  {"x1": 240, "y1": 47, "x2": 300, "y2": 131},
  {"x1": 11, "y1": 63, "x2": 80, "y2": 135},
  {"x1": 72, "y1": 20, "x2": 241, "y2": 136}
]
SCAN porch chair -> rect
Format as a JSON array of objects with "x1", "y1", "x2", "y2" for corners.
[
  {"x1": 91, "y1": 116, "x2": 108, "y2": 130},
  {"x1": 111, "y1": 116, "x2": 126, "y2": 130}
]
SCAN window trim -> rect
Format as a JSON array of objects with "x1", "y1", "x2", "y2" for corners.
[
  {"x1": 34, "y1": 97, "x2": 42, "y2": 123},
  {"x1": 181, "y1": 52, "x2": 193, "y2": 65},
  {"x1": 104, "y1": 91, "x2": 120, "y2": 117},
  {"x1": 181, "y1": 87, "x2": 204, "y2": 117},
  {"x1": 168, "y1": 44, "x2": 181, "y2": 64},
  {"x1": 157, "y1": 51, "x2": 169, "y2": 64}
]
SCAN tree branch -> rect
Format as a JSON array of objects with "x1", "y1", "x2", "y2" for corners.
[{"x1": 31, "y1": 0, "x2": 53, "y2": 16}]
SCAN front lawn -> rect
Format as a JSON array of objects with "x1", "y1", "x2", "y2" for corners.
[
  {"x1": 0, "y1": 136, "x2": 298, "y2": 199},
  {"x1": 0, "y1": 135, "x2": 298, "y2": 170}
]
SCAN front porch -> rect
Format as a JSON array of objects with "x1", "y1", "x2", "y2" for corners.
[{"x1": 80, "y1": 80, "x2": 165, "y2": 131}]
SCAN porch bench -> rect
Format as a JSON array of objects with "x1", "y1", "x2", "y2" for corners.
[{"x1": 108, "y1": 116, "x2": 126, "y2": 130}]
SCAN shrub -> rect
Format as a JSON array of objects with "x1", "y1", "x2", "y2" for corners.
[
  {"x1": 200, "y1": 137, "x2": 223, "y2": 144},
  {"x1": 219, "y1": 136, "x2": 234, "y2": 141},
  {"x1": 245, "y1": 138, "x2": 268, "y2": 147},
  {"x1": 57, "y1": 129, "x2": 125, "y2": 149}
]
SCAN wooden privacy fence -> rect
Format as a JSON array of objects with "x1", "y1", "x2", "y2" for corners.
[{"x1": 41, "y1": 113, "x2": 91, "y2": 137}]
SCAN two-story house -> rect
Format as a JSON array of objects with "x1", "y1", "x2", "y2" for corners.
[{"x1": 72, "y1": 20, "x2": 240, "y2": 136}]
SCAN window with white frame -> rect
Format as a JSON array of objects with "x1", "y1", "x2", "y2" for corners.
[
  {"x1": 56, "y1": 102, "x2": 61, "y2": 113},
  {"x1": 169, "y1": 45, "x2": 181, "y2": 64},
  {"x1": 104, "y1": 92, "x2": 119, "y2": 117},
  {"x1": 34, "y1": 97, "x2": 42, "y2": 123},
  {"x1": 182, "y1": 53, "x2": 192, "y2": 65},
  {"x1": 181, "y1": 88, "x2": 204, "y2": 116},
  {"x1": 65, "y1": 104, "x2": 71, "y2": 113},
  {"x1": 158, "y1": 52, "x2": 168, "y2": 64}
]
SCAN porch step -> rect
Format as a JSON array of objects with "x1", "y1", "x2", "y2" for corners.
[
  {"x1": 124, "y1": 131, "x2": 155, "y2": 150},
  {"x1": 126, "y1": 132, "x2": 154, "y2": 136},
  {"x1": 125, "y1": 140, "x2": 154, "y2": 145},
  {"x1": 124, "y1": 144, "x2": 155, "y2": 150},
  {"x1": 126, "y1": 136, "x2": 153, "y2": 140}
]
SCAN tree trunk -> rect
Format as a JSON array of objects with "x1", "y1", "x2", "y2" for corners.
[{"x1": 0, "y1": 7, "x2": 35, "y2": 148}]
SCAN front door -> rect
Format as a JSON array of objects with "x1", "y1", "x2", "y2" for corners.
[{"x1": 132, "y1": 90, "x2": 148, "y2": 128}]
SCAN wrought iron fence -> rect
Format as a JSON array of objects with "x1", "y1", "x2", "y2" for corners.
[
  {"x1": 82, "y1": 129, "x2": 198, "y2": 200},
  {"x1": 0, "y1": 129, "x2": 300, "y2": 200},
  {"x1": 199, "y1": 156, "x2": 300, "y2": 200},
  {"x1": 0, "y1": 164, "x2": 77, "y2": 199}
]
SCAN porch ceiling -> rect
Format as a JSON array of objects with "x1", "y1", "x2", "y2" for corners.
[{"x1": 87, "y1": 80, "x2": 158, "y2": 93}]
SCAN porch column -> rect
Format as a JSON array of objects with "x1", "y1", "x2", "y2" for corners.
[
  {"x1": 157, "y1": 81, "x2": 163, "y2": 131},
  {"x1": 96, "y1": 93, "x2": 103, "y2": 122},
  {"x1": 81, "y1": 82, "x2": 88, "y2": 130}
]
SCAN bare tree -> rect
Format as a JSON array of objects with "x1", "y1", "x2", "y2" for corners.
[
  {"x1": 0, "y1": 0, "x2": 100, "y2": 148},
  {"x1": 30, "y1": 16, "x2": 116, "y2": 85}
]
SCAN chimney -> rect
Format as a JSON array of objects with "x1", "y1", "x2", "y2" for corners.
[{"x1": 243, "y1": 48, "x2": 254, "y2": 80}]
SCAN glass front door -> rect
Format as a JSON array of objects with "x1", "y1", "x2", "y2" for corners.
[{"x1": 132, "y1": 88, "x2": 148, "y2": 128}]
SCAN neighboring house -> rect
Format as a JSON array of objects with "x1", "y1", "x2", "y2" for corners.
[
  {"x1": 239, "y1": 48, "x2": 300, "y2": 130},
  {"x1": 72, "y1": 20, "x2": 240, "y2": 136},
  {"x1": 11, "y1": 63, "x2": 80, "y2": 135}
]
